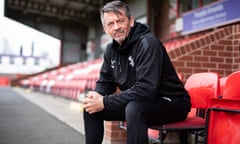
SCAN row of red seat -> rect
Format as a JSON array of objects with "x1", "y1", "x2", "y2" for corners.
[
  {"x1": 147, "y1": 71, "x2": 240, "y2": 144},
  {"x1": 20, "y1": 58, "x2": 103, "y2": 101}
]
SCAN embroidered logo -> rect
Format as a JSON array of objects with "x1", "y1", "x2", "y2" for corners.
[
  {"x1": 111, "y1": 59, "x2": 116, "y2": 68},
  {"x1": 128, "y1": 56, "x2": 134, "y2": 67}
]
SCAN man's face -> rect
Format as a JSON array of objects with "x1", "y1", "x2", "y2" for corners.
[{"x1": 102, "y1": 9, "x2": 134, "y2": 44}]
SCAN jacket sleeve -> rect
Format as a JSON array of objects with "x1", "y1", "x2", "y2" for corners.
[
  {"x1": 95, "y1": 45, "x2": 117, "y2": 95},
  {"x1": 103, "y1": 35, "x2": 164, "y2": 110}
]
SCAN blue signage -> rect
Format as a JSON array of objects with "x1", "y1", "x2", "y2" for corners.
[{"x1": 183, "y1": 0, "x2": 240, "y2": 34}]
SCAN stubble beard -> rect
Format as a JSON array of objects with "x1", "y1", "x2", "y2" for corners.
[{"x1": 113, "y1": 31, "x2": 126, "y2": 44}]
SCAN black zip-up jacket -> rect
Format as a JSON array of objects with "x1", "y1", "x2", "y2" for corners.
[{"x1": 95, "y1": 22, "x2": 191, "y2": 110}]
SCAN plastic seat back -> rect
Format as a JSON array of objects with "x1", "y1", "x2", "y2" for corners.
[
  {"x1": 206, "y1": 98, "x2": 240, "y2": 144},
  {"x1": 149, "y1": 72, "x2": 220, "y2": 144},
  {"x1": 184, "y1": 72, "x2": 219, "y2": 109},
  {"x1": 223, "y1": 71, "x2": 240, "y2": 99}
]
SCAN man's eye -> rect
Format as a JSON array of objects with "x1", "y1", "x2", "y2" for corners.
[
  {"x1": 118, "y1": 19, "x2": 125, "y2": 23},
  {"x1": 117, "y1": 19, "x2": 125, "y2": 24},
  {"x1": 107, "y1": 23, "x2": 114, "y2": 27}
]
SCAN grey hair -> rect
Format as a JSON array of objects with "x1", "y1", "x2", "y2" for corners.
[{"x1": 100, "y1": 0, "x2": 131, "y2": 25}]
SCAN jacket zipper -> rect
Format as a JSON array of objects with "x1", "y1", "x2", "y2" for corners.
[{"x1": 118, "y1": 55, "x2": 122, "y2": 72}]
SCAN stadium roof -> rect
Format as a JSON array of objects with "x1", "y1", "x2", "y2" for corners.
[{"x1": 5, "y1": 0, "x2": 115, "y2": 27}]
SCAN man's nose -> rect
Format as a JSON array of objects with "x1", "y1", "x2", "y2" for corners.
[{"x1": 112, "y1": 22, "x2": 120, "y2": 30}]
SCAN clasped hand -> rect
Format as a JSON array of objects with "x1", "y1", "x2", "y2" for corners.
[{"x1": 82, "y1": 91, "x2": 104, "y2": 114}]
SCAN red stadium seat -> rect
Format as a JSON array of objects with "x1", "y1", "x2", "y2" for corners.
[
  {"x1": 150, "y1": 72, "x2": 220, "y2": 144},
  {"x1": 206, "y1": 98, "x2": 240, "y2": 144},
  {"x1": 205, "y1": 71, "x2": 240, "y2": 144},
  {"x1": 222, "y1": 71, "x2": 240, "y2": 99}
]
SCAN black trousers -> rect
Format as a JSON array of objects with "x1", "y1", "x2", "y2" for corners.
[{"x1": 83, "y1": 97, "x2": 190, "y2": 144}]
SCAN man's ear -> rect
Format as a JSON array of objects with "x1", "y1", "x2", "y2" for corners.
[{"x1": 130, "y1": 16, "x2": 134, "y2": 27}]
